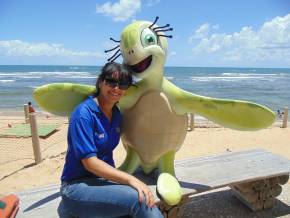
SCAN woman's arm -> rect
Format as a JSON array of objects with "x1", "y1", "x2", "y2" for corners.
[{"x1": 81, "y1": 156, "x2": 155, "y2": 207}]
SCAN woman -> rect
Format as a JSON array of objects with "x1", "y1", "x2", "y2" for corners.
[{"x1": 59, "y1": 62, "x2": 163, "y2": 218}]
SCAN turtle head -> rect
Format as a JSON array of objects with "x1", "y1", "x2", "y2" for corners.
[{"x1": 119, "y1": 17, "x2": 171, "y2": 79}]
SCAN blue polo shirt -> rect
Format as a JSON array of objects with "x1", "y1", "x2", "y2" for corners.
[{"x1": 61, "y1": 96, "x2": 122, "y2": 182}]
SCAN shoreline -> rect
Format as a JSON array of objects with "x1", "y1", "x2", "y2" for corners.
[{"x1": 0, "y1": 110, "x2": 287, "y2": 128}]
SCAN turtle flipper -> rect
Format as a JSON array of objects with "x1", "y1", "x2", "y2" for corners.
[
  {"x1": 33, "y1": 83, "x2": 95, "y2": 116},
  {"x1": 157, "y1": 151, "x2": 182, "y2": 205},
  {"x1": 157, "y1": 173, "x2": 182, "y2": 206},
  {"x1": 163, "y1": 79, "x2": 275, "y2": 130},
  {"x1": 118, "y1": 147, "x2": 140, "y2": 174}
]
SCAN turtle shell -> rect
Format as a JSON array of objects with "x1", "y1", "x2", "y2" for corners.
[{"x1": 121, "y1": 91, "x2": 188, "y2": 164}]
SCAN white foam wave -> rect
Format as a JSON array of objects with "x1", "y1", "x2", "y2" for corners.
[
  {"x1": 28, "y1": 86, "x2": 39, "y2": 89},
  {"x1": 165, "y1": 76, "x2": 174, "y2": 80},
  {"x1": 275, "y1": 72, "x2": 289, "y2": 76},
  {"x1": 68, "y1": 76, "x2": 97, "y2": 79},
  {"x1": 222, "y1": 73, "x2": 277, "y2": 76},
  {"x1": 191, "y1": 76, "x2": 265, "y2": 82},
  {"x1": 0, "y1": 71, "x2": 92, "y2": 77},
  {"x1": 16, "y1": 76, "x2": 43, "y2": 79},
  {"x1": 0, "y1": 80, "x2": 15, "y2": 83},
  {"x1": 0, "y1": 73, "x2": 27, "y2": 76}
]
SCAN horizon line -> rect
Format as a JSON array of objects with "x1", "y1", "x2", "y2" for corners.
[{"x1": 0, "y1": 64, "x2": 290, "y2": 69}]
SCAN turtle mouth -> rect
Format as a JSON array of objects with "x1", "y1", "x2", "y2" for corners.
[{"x1": 130, "y1": 55, "x2": 152, "y2": 73}]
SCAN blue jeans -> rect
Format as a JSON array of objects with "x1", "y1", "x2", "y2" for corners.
[{"x1": 59, "y1": 178, "x2": 163, "y2": 218}]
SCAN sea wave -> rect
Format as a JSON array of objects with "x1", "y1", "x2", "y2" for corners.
[
  {"x1": 0, "y1": 71, "x2": 93, "y2": 77},
  {"x1": 28, "y1": 86, "x2": 39, "y2": 89},
  {"x1": 222, "y1": 73, "x2": 277, "y2": 76},
  {"x1": 0, "y1": 80, "x2": 15, "y2": 83},
  {"x1": 68, "y1": 76, "x2": 97, "y2": 79},
  {"x1": 15, "y1": 76, "x2": 43, "y2": 79},
  {"x1": 191, "y1": 76, "x2": 265, "y2": 82}
]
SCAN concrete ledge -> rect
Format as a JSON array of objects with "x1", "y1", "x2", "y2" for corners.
[{"x1": 16, "y1": 183, "x2": 290, "y2": 218}]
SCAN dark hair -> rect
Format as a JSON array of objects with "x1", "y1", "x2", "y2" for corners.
[{"x1": 94, "y1": 62, "x2": 133, "y2": 96}]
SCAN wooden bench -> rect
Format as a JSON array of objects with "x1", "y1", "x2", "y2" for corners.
[
  {"x1": 17, "y1": 149, "x2": 290, "y2": 217},
  {"x1": 135, "y1": 149, "x2": 290, "y2": 218}
]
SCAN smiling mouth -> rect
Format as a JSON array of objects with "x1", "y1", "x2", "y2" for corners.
[{"x1": 130, "y1": 55, "x2": 152, "y2": 73}]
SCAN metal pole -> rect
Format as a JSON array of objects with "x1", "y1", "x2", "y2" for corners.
[{"x1": 29, "y1": 113, "x2": 42, "y2": 164}]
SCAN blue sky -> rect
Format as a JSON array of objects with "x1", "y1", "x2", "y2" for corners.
[{"x1": 0, "y1": 0, "x2": 290, "y2": 67}]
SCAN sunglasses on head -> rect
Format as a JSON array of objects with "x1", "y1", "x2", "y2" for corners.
[{"x1": 104, "y1": 78, "x2": 130, "y2": 90}]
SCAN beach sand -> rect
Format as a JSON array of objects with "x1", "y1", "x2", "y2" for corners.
[{"x1": 0, "y1": 112, "x2": 290, "y2": 215}]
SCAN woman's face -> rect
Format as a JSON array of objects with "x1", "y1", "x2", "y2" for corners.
[{"x1": 98, "y1": 79, "x2": 126, "y2": 104}]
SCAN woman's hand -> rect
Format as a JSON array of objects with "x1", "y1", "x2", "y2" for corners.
[
  {"x1": 81, "y1": 157, "x2": 155, "y2": 208},
  {"x1": 128, "y1": 177, "x2": 155, "y2": 208}
]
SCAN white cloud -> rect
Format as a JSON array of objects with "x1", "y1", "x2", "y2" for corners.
[
  {"x1": 195, "y1": 23, "x2": 211, "y2": 39},
  {"x1": 96, "y1": 0, "x2": 141, "y2": 22},
  {"x1": 190, "y1": 14, "x2": 290, "y2": 66},
  {"x1": 188, "y1": 23, "x2": 219, "y2": 43},
  {"x1": 0, "y1": 40, "x2": 104, "y2": 58}
]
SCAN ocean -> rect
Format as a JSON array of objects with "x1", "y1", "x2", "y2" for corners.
[{"x1": 0, "y1": 65, "x2": 289, "y2": 113}]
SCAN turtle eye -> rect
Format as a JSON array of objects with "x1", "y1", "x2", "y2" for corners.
[{"x1": 141, "y1": 28, "x2": 157, "y2": 47}]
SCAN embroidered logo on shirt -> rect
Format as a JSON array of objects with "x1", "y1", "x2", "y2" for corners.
[
  {"x1": 97, "y1": 133, "x2": 105, "y2": 139},
  {"x1": 115, "y1": 127, "x2": 120, "y2": 133}
]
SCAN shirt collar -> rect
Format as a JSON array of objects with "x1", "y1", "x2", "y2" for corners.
[
  {"x1": 87, "y1": 95, "x2": 120, "y2": 116},
  {"x1": 87, "y1": 95, "x2": 101, "y2": 113}
]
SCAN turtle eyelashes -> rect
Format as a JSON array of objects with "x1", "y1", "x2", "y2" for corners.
[
  {"x1": 156, "y1": 34, "x2": 173, "y2": 39},
  {"x1": 153, "y1": 24, "x2": 170, "y2": 31},
  {"x1": 109, "y1": 37, "x2": 120, "y2": 43},
  {"x1": 154, "y1": 24, "x2": 173, "y2": 38},
  {"x1": 105, "y1": 37, "x2": 121, "y2": 62},
  {"x1": 150, "y1": 16, "x2": 173, "y2": 39},
  {"x1": 149, "y1": 16, "x2": 159, "y2": 29},
  {"x1": 105, "y1": 45, "x2": 120, "y2": 53},
  {"x1": 155, "y1": 27, "x2": 173, "y2": 38},
  {"x1": 107, "y1": 49, "x2": 121, "y2": 62},
  {"x1": 155, "y1": 25, "x2": 173, "y2": 38}
]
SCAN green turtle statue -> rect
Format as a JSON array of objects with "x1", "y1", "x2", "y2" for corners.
[{"x1": 33, "y1": 17, "x2": 275, "y2": 206}]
